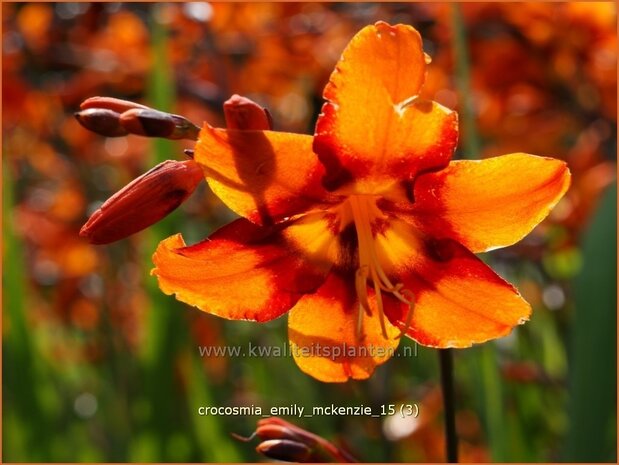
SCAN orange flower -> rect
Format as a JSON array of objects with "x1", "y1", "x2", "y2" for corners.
[{"x1": 152, "y1": 22, "x2": 570, "y2": 382}]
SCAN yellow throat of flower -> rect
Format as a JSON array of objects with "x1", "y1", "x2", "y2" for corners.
[{"x1": 346, "y1": 195, "x2": 415, "y2": 341}]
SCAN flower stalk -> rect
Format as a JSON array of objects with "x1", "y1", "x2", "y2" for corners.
[{"x1": 439, "y1": 348, "x2": 458, "y2": 462}]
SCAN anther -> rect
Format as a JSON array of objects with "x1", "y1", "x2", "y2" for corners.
[{"x1": 395, "y1": 289, "x2": 416, "y2": 339}]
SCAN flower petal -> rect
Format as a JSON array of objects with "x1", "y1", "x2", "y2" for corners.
[
  {"x1": 195, "y1": 125, "x2": 337, "y2": 225},
  {"x1": 314, "y1": 21, "x2": 458, "y2": 195},
  {"x1": 288, "y1": 273, "x2": 400, "y2": 383},
  {"x1": 151, "y1": 218, "x2": 330, "y2": 322},
  {"x1": 375, "y1": 220, "x2": 531, "y2": 347},
  {"x1": 408, "y1": 153, "x2": 571, "y2": 252}
]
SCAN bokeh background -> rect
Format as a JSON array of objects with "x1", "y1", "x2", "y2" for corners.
[{"x1": 3, "y1": 2, "x2": 617, "y2": 462}]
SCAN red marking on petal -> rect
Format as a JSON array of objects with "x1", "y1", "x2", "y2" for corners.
[{"x1": 152, "y1": 218, "x2": 331, "y2": 322}]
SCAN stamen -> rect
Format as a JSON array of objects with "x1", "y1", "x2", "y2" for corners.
[
  {"x1": 371, "y1": 270, "x2": 389, "y2": 339},
  {"x1": 356, "y1": 304, "x2": 365, "y2": 342},
  {"x1": 349, "y1": 195, "x2": 417, "y2": 342},
  {"x1": 355, "y1": 266, "x2": 371, "y2": 341},
  {"x1": 355, "y1": 266, "x2": 372, "y2": 317}
]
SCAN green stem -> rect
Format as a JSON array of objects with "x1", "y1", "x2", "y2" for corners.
[{"x1": 439, "y1": 349, "x2": 458, "y2": 462}]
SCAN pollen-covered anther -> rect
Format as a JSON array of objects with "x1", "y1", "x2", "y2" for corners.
[{"x1": 395, "y1": 289, "x2": 416, "y2": 340}]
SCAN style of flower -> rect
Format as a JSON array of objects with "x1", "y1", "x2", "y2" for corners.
[{"x1": 152, "y1": 22, "x2": 570, "y2": 382}]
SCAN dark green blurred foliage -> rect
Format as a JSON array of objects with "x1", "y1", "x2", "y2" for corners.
[{"x1": 565, "y1": 182, "x2": 617, "y2": 462}]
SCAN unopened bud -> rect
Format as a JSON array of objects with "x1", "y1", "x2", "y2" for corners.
[
  {"x1": 223, "y1": 94, "x2": 272, "y2": 130},
  {"x1": 254, "y1": 424, "x2": 303, "y2": 442},
  {"x1": 119, "y1": 108, "x2": 200, "y2": 140},
  {"x1": 256, "y1": 439, "x2": 312, "y2": 462},
  {"x1": 234, "y1": 417, "x2": 357, "y2": 462},
  {"x1": 254, "y1": 418, "x2": 318, "y2": 447},
  {"x1": 80, "y1": 160, "x2": 203, "y2": 244},
  {"x1": 74, "y1": 108, "x2": 129, "y2": 137},
  {"x1": 80, "y1": 96, "x2": 149, "y2": 113}
]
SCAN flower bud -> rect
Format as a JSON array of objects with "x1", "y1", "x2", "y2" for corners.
[
  {"x1": 119, "y1": 108, "x2": 200, "y2": 140},
  {"x1": 255, "y1": 417, "x2": 318, "y2": 446},
  {"x1": 256, "y1": 439, "x2": 313, "y2": 462},
  {"x1": 80, "y1": 96, "x2": 149, "y2": 113},
  {"x1": 80, "y1": 160, "x2": 203, "y2": 244},
  {"x1": 223, "y1": 94, "x2": 272, "y2": 130},
  {"x1": 234, "y1": 417, "x2": 357, "y2": 463},
  {"x1": 254, "y1": 424, "x2": 304, "y2": 442},
  {"x1": 74, "y1": 108, "x2": 129, "y2": 137}
]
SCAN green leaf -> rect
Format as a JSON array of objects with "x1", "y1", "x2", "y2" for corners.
[{"x1": 564, "y1": 182, "x2": 617, "y2": 461}]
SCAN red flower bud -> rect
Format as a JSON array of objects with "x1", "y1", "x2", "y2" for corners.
[
  {"x1": 256, "y1": 439, "x2": 313, "y2": 462},
  {"x1": 255, "y1": 424, "x2": 303, "y2": 441},
  {"x1": 223, "y1": 94, "x2": 272, "y2": 130},
  {"x1": 80, "y1": 96, "x2": 149, "y2": 113},
  {"x1": 119, "y1": 108, "x2": 200, "y2": 140},
  {"x1": 78, "y1": 97, "x2": 200, "y2": 140},
  {"x1": 74, "y1": 108, "x2": 129, "y2": 137},
  {"x1": 255, "y1": 417, "x2": 318, "y2": 446},
  {"x1": 234, "y1": 417, "x2": 357, "y2": 463},
  {"x1": 80, "y1": 160, "x2": 203, "y2": 244}
]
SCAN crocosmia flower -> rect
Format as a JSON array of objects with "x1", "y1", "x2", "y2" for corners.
[{"x1": 152, "y1": 22, "x2": 570, "y2": 382}]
